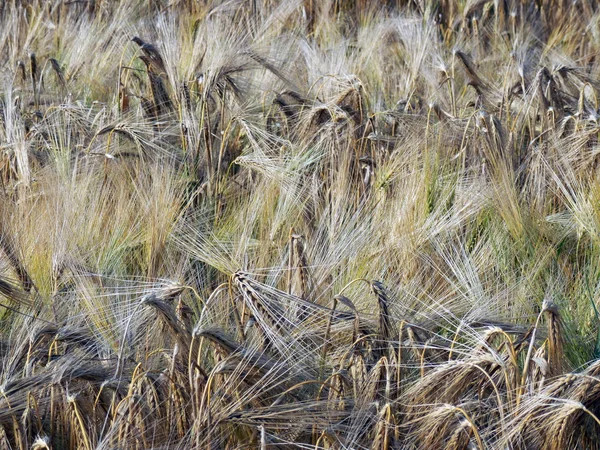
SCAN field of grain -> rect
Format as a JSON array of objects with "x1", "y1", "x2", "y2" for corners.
[{"x1": 1, "y1": 0, "x2": 600, "y2": 448}]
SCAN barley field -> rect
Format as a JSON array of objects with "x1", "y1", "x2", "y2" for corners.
[{"x1": 1, "y1": 0, "x2": 600, "y2": 448}]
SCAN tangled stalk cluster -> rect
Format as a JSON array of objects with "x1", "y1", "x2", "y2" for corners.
[{"x1": 2, "y1": 0, "x2": 600, "y2": 448}]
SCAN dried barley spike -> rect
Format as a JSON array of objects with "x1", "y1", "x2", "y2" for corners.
[
  {"x1": 335, "y1": 295, "x2": 360, "y2": 342},
  {"x1": 180, "y1": 82, "x2": 192, "y2": 110},
  {"x1": 17, "y1": 60, "x2": 26, "y2": 83},
  {"x1": 233, "y1": 271, "x2": 288, "y2": 351},
  {"x1": 543, "y1": 299, "x2": 565, "y2": 376},
  {"x1": 0, "y1": 233, "x2": 34, "y2": 292},
  {"x1": 29, "y1": 52, "x2": 38, "y2": 107},
  {"x1": 119, "y1": 83, "x2": 129, "y2": 113},
  {"x1": 455, "y1": 50, "x2": 487, "y2": 95},
  {"x1": 290, "y1": 233, "x2": 312, "y2": 298},
  {"x1": 371, "y1": 281, "x2": 392, "y2": 341},
  {"x1": 140, "y1": 96, "x2": 158, "y2": 120},
  {"x1": 195, "y1": 327, "x2": 240, "y2": 355},
  {"x1": 49, "y1": 58, "x2": 66, "y2": 91},
  {"x1": 140, "y1": 55, "x2": 173, "y2": 116},
  {"x1": 132, "y1": 36, "x2": 167, "y2": 75},
  {"x1": 536, "y1": 68, "x2": 551, "y2": 111}
]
